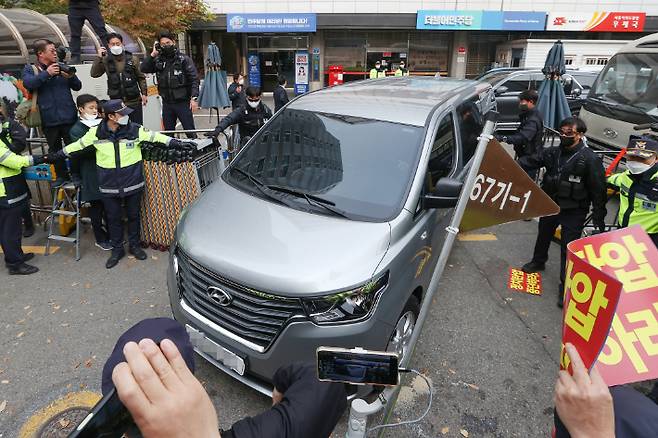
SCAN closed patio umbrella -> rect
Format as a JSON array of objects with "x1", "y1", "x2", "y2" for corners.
[
  {"x1": 536, "y1": 41, "x2": 572, "y2": 130},
  {"x1": 198, "y1": 42, "x2": 230, "y2": 123}
]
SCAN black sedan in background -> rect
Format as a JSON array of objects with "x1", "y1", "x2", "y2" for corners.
[{"x1": 477, "y1": 68, "x2": 599, "y2": 131}]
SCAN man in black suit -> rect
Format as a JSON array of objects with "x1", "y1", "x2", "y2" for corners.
[{"x1": 273, "y1": 75, "x2": 290, "y2": 113}]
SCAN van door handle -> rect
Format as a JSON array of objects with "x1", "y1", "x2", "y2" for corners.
[{"x1": 420, "y1": 231, "x2": 428, "y2": 240}]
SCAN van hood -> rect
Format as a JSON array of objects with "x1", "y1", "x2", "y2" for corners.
[{"x1": 175, "y1": 179, "x2": 391, "y2": 297}]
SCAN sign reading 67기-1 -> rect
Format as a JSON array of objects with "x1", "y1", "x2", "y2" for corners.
[{"x1": 460, "y1": 139, "x2": 559, "y2": 233}]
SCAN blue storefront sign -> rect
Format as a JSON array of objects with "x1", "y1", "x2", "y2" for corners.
[
  {"x1": 247, "y1": 53, "x2": 261, "y2": 87},
  {"x1": 227, "y1": 13, "x2": 317, "y2": 33},
  {"x1": 417, "y1": 10, "x2": 546, "y2": 31}
]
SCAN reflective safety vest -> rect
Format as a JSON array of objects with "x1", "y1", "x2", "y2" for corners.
[
  {"x1": 608, "y1": 166, "x2": 658, "y2": 234},
  {"x1": 63, "y1": 122, "x2": 172, "y2": 197},
  {"x1": 0, "y1": 137, "x2": 32, "y2": 208},
  {"x1": 394, "y1": 68, "x2": 409, "y2": 77},
  {"x1": 369, "y1": 68, "x2": 386, "y2": 79}
]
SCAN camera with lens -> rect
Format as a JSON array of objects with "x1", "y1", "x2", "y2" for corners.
[{"x1": 56, "y1": 46, "x2": 77, "y2": 75}]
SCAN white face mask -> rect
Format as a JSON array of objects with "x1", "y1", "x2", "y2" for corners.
[
  {"x1": 117, "y1": 115, "x2": 130, "y2": 125},
  {"x1": 247, "y1": 99, "x2": 260, "y2": 109},
  {"x1": 82, "y1": 112, "x2": 97, "y2": 121},
  {"x1": 81, "y1": 118, "x2": 101, "y2": 127},
  {"x1": 110, "y1": 45, "x2": 124, "y2": 56},
  {"x1": 626, "y1": 160, "x2": 653, "y2": 175},
  {"x1": 238, "y1": 79, "x2": 245, "y2": 85}
]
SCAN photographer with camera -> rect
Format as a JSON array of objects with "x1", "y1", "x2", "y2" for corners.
[
  {"x1": 22, "y1": 39, "x2": 82, "y2": 186},
  {"x1": 141, "y1": 31, "x2": 199, "y2": 138}
]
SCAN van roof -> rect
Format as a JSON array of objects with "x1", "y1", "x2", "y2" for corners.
[
  {"x1": 288, "y1": 77, "x2": 489, "y2": 127},
  {"x1": 617, "y1": 32, "x2": 658, "y2": 53}
]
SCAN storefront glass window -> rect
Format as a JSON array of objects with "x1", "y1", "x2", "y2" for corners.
[
  {"x1": 409, "y1": 31, "x2": 450, "y2": 74},
  {"x1": 325, "y1": 31, "x2": 367, "y2": 72}
]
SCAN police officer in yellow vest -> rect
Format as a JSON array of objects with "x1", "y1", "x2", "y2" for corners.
[
  {"x1": 52, "y1": 99, "x2": 188, "y2": 269},
  {"x1": 394, "y1": 61, "x2": 409, "y2": 77},
  {"x1": 369, "y1": 61, "x2": 386, "y2": 79},
  {"x1": 607, "y1": 137, "x2": 658, "y2": 247},
  {"x1": 0, "y1": 110, "x2": 46, "y2": 275}
]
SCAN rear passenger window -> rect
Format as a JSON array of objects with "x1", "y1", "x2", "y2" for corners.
[
  {"x1": 503, "y1": 73, "x2": 535, "y2": 92},
  {"x1": 427, "y1": 113, "x2": 455, "y2": 186}
]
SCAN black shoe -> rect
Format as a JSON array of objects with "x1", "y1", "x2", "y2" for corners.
[
  {"x1": 521, "y1": 261, "x2": 545, "y2": 273},
  {"x1": 129, "y1": 246, "x2": 147, "y2": 260},
  {"x1": 9, "y1": 263, "x2": 39, "y2": 275},
  {"x1": 23, "y1": 226, "x2": 35, "y2": 238},
  {"x1": 95, "y1": 241, "x2": 113, "y2": 251},
  {"x1": 22, "y1": 253, "x2": 35, "y2": 262},
  {"x1": 106, "y1": 248, "x2": 126, "y2": 269}
]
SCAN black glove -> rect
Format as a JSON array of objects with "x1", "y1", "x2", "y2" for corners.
[{"x1": 32, "y1": 155, "x2": 46, "y2": 165}]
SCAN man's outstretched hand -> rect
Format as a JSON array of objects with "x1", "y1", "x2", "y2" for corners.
[
  {"x1": 554, "y1": 343, "x2": 614, "y2": 438},
  {"x1": 112, "y1": 338, "x2": 221, "y2": 438}
]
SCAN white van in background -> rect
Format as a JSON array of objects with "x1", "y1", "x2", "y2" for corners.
[{"x1": 579, "y1": 33, "x2": 658, "y2": 152}]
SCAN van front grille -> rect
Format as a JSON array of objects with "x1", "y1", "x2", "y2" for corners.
[{"x1": 176, "y1": 250, "x2": 305, "y2": 351}]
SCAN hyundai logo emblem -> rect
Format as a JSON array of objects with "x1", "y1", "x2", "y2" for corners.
[
  {"x1": 207, "y1": 286, "x2": 233, "y2": 307},
  {"x1": 603, "y1": 128, "x2": 618, "y2": 139}
]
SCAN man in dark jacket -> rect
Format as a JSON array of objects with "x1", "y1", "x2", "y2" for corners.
[
  {"x1": 91, "y1": 32, "x2": 148, "y2": 124},
  {"x1": 519, "y1": 117, "x2": 607, "y2": 307},
  {"x1": 68, "y1": 0, "x2": 108, "y2": 64},
  {"x1": 210, "y1": 86, "x2": 272, "y2": 150},
  {"x1": 273, "y1": 75, "x2": 290, "y2": 113},
  {"x1": 496, "y1": 89, "x2": 544, "y2": 179},
  {"x1": 141, "y1": 31, "x2": 199, "y2": 138},
  {"x1": 228, "y1": 73, "x2": 246, "y2": 110},
  {"x1": 22, "y1": 39, "x2": 82, "y2": 185}
]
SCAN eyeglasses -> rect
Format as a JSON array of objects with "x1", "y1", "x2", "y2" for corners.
[{"x1": 559, "y1": 130, "x2": 577, "y2": 137}]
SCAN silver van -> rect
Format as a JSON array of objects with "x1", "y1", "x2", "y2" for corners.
[{"x1": 167, "y1": 77, "x2": 493, "y2": 395}]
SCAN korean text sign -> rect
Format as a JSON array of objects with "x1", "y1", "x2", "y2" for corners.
[
  {"x1": 547, "y1": 12, "x2": 645, "y2": 32},
  {"x1": 566, "y1": 226, "x2": 658, "y2": 385},
  {"x1": 561, "y1": 245, "x2": 622, "y2": 373},
  {"x1": 417, "y1": 10, "x2": 546, "y2": 31},
  {"x1": 227, "y1": 13, "x2": 317, "y2": 33}
]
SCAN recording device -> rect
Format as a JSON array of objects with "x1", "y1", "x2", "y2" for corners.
[
  {"x1": 317, "y1": 347, "x2": 399, "y2": 386},
  {"x1": 154, "y1": 42, "x2": 162, "y2": 52},
  {"x1": 56, "y1": 46, "x2": 77, "y2": 74},
  {"x1": 68, "y1": 387, "x2": 136, "y2": 438}
]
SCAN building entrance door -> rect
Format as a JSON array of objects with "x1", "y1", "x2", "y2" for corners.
[{"x1": 260, "y1": 50, "x2": 295, "y2": 92}]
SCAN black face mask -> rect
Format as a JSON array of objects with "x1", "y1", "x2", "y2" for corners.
[
  {"x1": 519, "y1": 103, "x2": 529, "y2": 112},
  {"x1": 560, "y1": 135, "x2": 577, "y2": 149},
  {"x1": 161, "y1": 45, "x2": 176, "y2": 57}
]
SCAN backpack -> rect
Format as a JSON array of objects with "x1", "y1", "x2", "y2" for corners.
[{"x1": 15, "y1": 66, "x2": 41, "y2": 128}]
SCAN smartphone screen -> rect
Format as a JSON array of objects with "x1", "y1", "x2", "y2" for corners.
[
  {"x1": 317, "y1": 348, "x2": 399, "y2": 386},
  {"x1": 68, "y1": 388, "x2": 136, "y2": 438}
]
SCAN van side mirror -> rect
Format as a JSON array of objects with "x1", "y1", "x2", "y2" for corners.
[
  {"x1": 572, "y1": 87, "x2": 582, "y2": 97},
  {"x1": 494, "y1": 85, "x2": 509, "y2": 96},
  {"x1": 423, "y1": 177, "x2": 463, "y2": 209}
]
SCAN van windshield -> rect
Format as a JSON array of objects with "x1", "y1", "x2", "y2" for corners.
[
  {"x1": 223, "y1": 109, "x2": 424, "y2": 222},
  {"x1": 590, "y1": 53, "x2": 658, "y2": 121}
]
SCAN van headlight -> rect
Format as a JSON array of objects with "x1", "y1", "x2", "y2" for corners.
[{"x1": 302, "y1": 272, "x2": 389, "y2": 324}]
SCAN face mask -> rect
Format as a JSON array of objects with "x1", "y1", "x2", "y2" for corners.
[
  {"x1": 626, "y1": 161, "x2": 653, "y2": 175},
  {"x1": 117, "y1": 115, "x2": 130, "y2": 125},
  {"x1": 519, "y1": 103, "x2": 529, "y2": 112},
  {"x1": 247, "y1": 99, "x2": 260, "y2": 109},
  {"x1": 559, "y1": 135, "x2": 578, "y2": 149},
  {"x1": 161, "y1": 45, "x2": 176, "y2": 56},
  {"x1": 375, "y1": 65, "x2": 381, "y2": 69},
  {"x1": 81, "y1": 118, "x2": 101, "y2": 127},
  {"x1": 81, "y1": 112, "x2": 97, "y2": 121},
  {"x1": 110, "y1": 45, "x2": 124, "y2": 56},
  {"x1": 238, "y1": 79, "x2": 244, "y2": 85}
]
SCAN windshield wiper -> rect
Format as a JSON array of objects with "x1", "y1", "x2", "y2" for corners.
[
  {"x1": 230, "y1": 167, "x2": 296, "y2": 207},
  {"x1": 266, "y1": 185, "x2": 350, "y2": 219}
]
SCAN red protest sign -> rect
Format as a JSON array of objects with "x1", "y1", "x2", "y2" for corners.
[
  {"x1": 567, "y1": 225, "x2": 658, "y2": 385},
  {"x1": 560, "y1": 246, "x2": 622, "y2": 373},
  {"x1": 508, "y1": 268, "x2": 542, "y2": 296}
]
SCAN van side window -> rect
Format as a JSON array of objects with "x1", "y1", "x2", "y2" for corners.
[
  {"x1": 503, "y1": 73, "x2": 535, "y2": 92},
  {"x1": 456, "y1": 99, "x2": 484, "y2": 165},
  {"x1": 427, "y1": 113, "x2": 455, "y2": 188}
]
